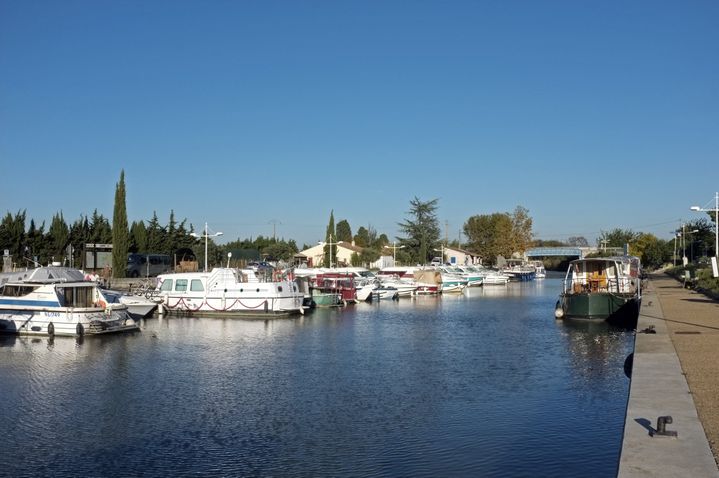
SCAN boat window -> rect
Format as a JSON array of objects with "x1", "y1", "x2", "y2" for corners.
[
  {"x1": 175, "y1": 279, "x2": 188, "y2": 292},
  {"x1": 59, "y1": 286, "x2": 93, "y2": 307},
  {"x1": 190, "y1": 279, "x2": 204, "y2": 292},
  {"x1": 0, "y1": 285, "x2": 39, "y2": 297},
  {"x1": 160, "y1": 279, "x2": 173, "y2": 291}
]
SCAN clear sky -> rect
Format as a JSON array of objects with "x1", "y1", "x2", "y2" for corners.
[{"x1": 1, "y1": 1, "x2": 717, "y2": 248}]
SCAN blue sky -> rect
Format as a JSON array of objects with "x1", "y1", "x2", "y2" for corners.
[{"x1": 1, "y1": 1, "x2": 717, "y2": 247}]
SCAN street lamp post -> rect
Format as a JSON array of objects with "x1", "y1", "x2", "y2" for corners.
[
  {"x1": 318, "y1": 234, "x2": 338, "y2": 268},
  {"x1": 685, "y1": 229, "x2": 699, "y2": 263},
  {"x1": 190, "y1": 222, "x2": 223, "y2": 272},
  {"x1": 433, "y1": 244, "x2": 445, "y2": 265},
  {"x1": 690, "y1": 191, "x2": 719, "y2": 259},
  {"x1": 388, "y1": 242, "x2": 405, "y2": 265}
]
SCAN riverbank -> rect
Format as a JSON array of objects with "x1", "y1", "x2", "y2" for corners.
[{"x1": 618, "y1": 273, "x2": 719, "y2": 477}]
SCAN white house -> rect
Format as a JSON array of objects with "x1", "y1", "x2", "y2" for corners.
[
  {"x1": 442, "y1": 246, "x2": 481, "y2": 266},
  {"x1": 298, "y1": 241, "x2": 364, "y2": 268}
]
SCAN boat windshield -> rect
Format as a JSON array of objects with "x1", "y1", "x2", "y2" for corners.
[
  {"x1": 56, "y1": 285, "x2": 94, "y2": 307},
  {"x1": 0, "y1": 284, "x2": 40, "y2": 297}
]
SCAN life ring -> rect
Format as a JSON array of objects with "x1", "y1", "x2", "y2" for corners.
[{"x1": 47, "y1": 322, "x2": 55, "y2": 336}]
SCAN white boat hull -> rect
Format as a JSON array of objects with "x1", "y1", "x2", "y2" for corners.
[
  {"x1": 0, "y1": 307, "x2": 138, "y2": 336},
  {"x1": 157, "y1": 270, "x2": 305, "y2": 316},
  {"x1": 0, "y1": 267, "x2": 140, "y2": 336}
]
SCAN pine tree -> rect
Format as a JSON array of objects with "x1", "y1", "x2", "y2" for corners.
[
  {"x1": 48, "y1": 212, "x2": 69, "y2": 264},
  {"x1": 146, "y1": 212, "x2": 165, "y2": 253},
  {"x1": 129, "y1": 220, "x2": 148, "y2": 253},
  {"x1": 112, "y1": 170, "x2": 129, "y2": 278},
  {"x1": 397, "y1": 197, "x2": 440, "y2": 264}
]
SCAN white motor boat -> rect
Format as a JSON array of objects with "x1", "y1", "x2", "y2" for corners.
[
  {"x1": 467, "y1": 266, "x2": 511, "y2": 285},
  {"x1": 0, "y1": 266, "x2": 139, "y2": 336},
  {"x1": 155, "y1": 268, "x2": 304, "y2": 316},
  {"x1": 376, "y1": 277, "x2": 418, "y2": 297},
  {"x1": 103, "y1": 289, "x2": 160, "y2": 318}
]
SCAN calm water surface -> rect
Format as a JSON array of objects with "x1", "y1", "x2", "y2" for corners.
[{"x1": 0, "y1": 278, "x2": 633, "y2": 477}]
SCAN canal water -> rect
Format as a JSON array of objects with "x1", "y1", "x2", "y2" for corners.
[{"x1": 0, "y1": 278, "x2": 633, "y2": 477}]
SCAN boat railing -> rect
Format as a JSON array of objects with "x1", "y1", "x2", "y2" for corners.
[{"x1": 564, "y1": 276, "x2": 638, "y2": 295}]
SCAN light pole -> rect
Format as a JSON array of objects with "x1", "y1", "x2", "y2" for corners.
[
  {"x1": 433, "y1": 244, "x2": 445, "y2": 265},
  {"x1": 683, "y1": 229, "x2": 699, "y2": 264},
  {"x1": 318, "y1": 234, "x2": 338, "y2": 268},
  {"x1": 690, "y1": 191, "x2": 719, "y2": 259},
  {"x1": 190, "y1": 222, "x2": 223, "y2": 272},
  {"x1": 688, "y1": 230, "x2": 699, "y2": 263},
  {"x1": 388, "y1": 242, "x2": 405, "y2": 265}
]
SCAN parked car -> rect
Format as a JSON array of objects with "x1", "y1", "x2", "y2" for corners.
[{"x1": 126, "y1": 253, "x2": 172, "y2": 278}]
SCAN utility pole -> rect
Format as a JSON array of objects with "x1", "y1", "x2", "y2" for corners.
[{"x1": 269, "y1": 219, "x2": 281, "y2": 241}]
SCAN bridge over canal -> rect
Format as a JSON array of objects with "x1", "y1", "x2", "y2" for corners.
[{"x1": 525, "y1": 246, "x2": 624, "y2": 259}]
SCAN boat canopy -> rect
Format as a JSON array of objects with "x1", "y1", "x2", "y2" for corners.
[{"x1": 0, "y1": 266, "x2": 86, "y2": 286}]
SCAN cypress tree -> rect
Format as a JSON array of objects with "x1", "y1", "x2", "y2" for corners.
[
  {"x1": 324, "y1": 210, "x2": 336, "y2": 267},
  {"x1": 112, "y1": 170, "x2": 129, "y2": 278}
]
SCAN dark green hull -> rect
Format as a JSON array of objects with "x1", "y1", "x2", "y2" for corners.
[{"x1": 561, "y1": 292, "x2": 640, "y2": 329}]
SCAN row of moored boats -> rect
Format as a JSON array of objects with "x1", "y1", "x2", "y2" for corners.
[{"x1": 0, "y1": 262, "x2": 547, "y2": 337}]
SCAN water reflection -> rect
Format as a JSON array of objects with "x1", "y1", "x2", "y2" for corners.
[
  {"x1": 0, "y1": 280, "x2": 633, "y2": 478},
  {"x1": 557, "y1": 318, "x2": 633, "y2": 390}
]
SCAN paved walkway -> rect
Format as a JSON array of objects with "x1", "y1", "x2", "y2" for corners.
[{"x1": 618, "y1": 274, "x2": 719, "y2": 477}]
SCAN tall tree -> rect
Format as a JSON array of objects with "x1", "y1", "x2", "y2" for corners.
[
  {"x1": 89, "y1": 209, "x2": 112, "y2": 244},
  {"x1": 336, "y1": 219, "x2": 352, "y2": 243},
  {"x1": 0, "y1": 210, "x2": 26, "y2": 261},
  {"x1": 112, "y1": 170, "x2": 129, "y2": 278},
  {"x1": 463, "y1": 213, "x2": 514, "y2": 265},
  {"x1": 146, "y1": 212, "x2": 165, "y2": 253},
  {"x1": 166, "y1": 210, "x2": 178, "y2": 254},
  {"x1": 631, "y1": 233, "x2": 670, "y2": 270},
  {"x1": 26, "y1": 219, "x2": 46, "y2": 266},
  {"x1": 597, "y1": 228, "x2": 639, "y2": 252},
  {"x1": 68, "y1": 216, "x2": 89, "y2": 268},
  {"x1": 354, "y1": 226, "x2": 369, "y2": 247},
  {"x1": 48, "y1": 212, "x2": 69, "y2": 263},
  {"x1": 397, "y1": 197, "x2": 441, "y2": 264},
  {"x1": 510, "y1": 206, "x2": 533, "y2": 254},
  {"x1": 324, "y1": 210, "x2": 337, "y2": 267},
  {"x1": 567, "y1": 236, "x2": 589, "y2": 247},
  {"x1": 129, "y1": 220, "x2": 148, "y2": 253}
]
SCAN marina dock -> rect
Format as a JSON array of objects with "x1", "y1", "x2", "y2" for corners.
[{"x1": 618, "y1": 274, "x2": 719, "y2": 477}]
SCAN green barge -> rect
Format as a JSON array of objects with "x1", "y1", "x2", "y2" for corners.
[{"x1": 555, "y1": 256, "x2": 641, "y2": 329}]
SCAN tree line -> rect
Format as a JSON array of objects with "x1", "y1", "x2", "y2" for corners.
[{"x1": 3, "y1": 171, "x2": 714, "y2": 275}]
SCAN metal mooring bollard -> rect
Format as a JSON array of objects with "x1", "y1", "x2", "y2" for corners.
[{"x1": 652, "y1": 416, "x2": 678, "y2": 437}]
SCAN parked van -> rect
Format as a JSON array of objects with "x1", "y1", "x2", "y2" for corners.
[{"x1": 126, "y1": 253, "x2": 172, "y2": 278}]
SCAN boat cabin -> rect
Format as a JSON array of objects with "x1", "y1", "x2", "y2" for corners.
[{"x1": 565, "y1": 257, "x2": 640, "y2": 295}]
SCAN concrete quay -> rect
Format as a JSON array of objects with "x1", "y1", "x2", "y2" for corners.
[{"x1": 618, "y1": 274, "x2": 719, "y2": 477}]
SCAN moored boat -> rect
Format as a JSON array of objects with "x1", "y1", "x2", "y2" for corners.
[
  {"x1": 435, "y1": 266, "x2": 468, "y2": 293},
  {"x1": 554, "y1": 256, "x2": 641, "y2": 329},
  {"x1": 502, "y1": 263, "x2": 536, "y2": 281},
  {"x1": 530, "y1": 261, "x2": 547, "y2": 279},
  {"x1": 156, "y1": 268, "x2": 304, "y2": 316},
  {"x1": 378, "y1": 267, "x2": 441, "y2": 295},
  {"x1": 0, "y1": 266, "x2": 139, "y2": 336},
  {"x1": 102, "y1": 288, "x2": 160, "y2": 318}
]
